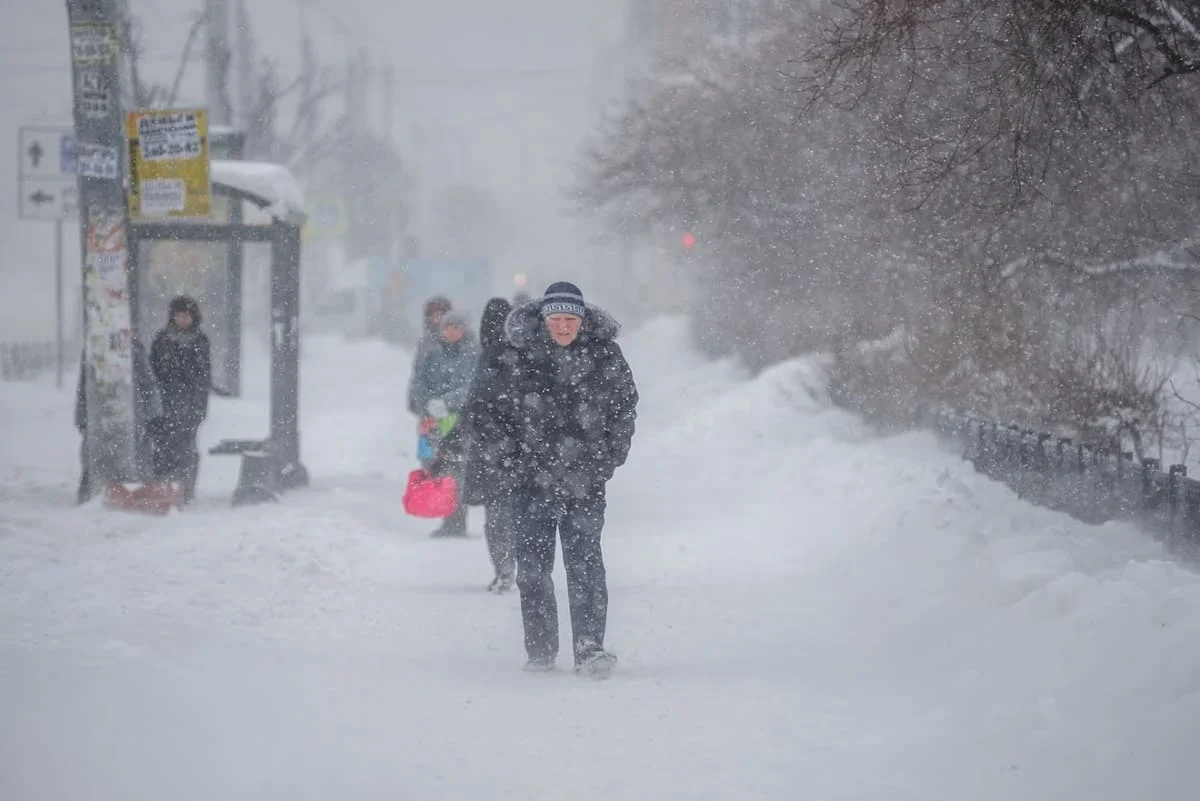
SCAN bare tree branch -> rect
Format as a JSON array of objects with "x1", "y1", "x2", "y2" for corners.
[{"x1": 166, "y1": 12, "x2": 207, "y2": 108}]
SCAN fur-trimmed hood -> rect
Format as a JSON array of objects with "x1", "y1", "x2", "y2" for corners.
[{"x1": 503, "y1": 300, "x2": 621, "y2": 351}]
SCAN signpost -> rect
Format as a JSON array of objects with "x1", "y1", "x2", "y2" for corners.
[
  {"x1": 18, "y1": 124, "x2": 78, "y2": 387},
  {"x1": 65, "y1": 0, "x2": 139, "y2": 484}
]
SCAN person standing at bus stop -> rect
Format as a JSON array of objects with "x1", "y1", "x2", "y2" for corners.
[{"x1": 149, "y1": 295, "x2": 212, "y2": 503}]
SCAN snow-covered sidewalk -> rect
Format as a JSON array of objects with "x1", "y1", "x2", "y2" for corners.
[{"x1": 3, "y1": 319, "x2": 1200, "y2": 800}]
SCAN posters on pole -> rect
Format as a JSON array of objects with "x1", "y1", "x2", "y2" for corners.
[
  {"x1": 76, "y1": 141, "x2": 120, "y2": 179},
  {"x1": 125, "y1": 109, "x2": 212, "y2": 219},
  {"x1": 78, "y1": 68, "x2": 113, "y2": 120},
  {"x1": 69, "y1": 22, "x2": 118, "y2": 65},
  {"x1": 67, "y1": 5, "x2": 138, "y2": 484},
  {"x1": 82, "y1": 202, "x2": 136, "y2": 477}
]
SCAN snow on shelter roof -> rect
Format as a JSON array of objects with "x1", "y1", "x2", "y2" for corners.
[{"x1": 209, "y1": 160, "x2": 306, "y2": 225}]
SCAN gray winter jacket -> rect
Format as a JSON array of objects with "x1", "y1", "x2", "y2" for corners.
[{"x1": 409, "y1": 334, "x2": 481, "y2": 416}]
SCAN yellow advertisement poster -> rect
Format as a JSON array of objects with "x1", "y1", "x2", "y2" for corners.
[{"x1": 125, "y1": 108, "x2": 211, "y2": 220}]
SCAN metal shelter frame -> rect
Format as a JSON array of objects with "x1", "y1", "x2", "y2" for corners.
[{"x1": 129, "y1": 179, "x2": 309, "y2": 505}]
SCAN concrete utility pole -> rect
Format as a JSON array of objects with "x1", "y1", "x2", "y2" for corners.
[
  {"x1": 65, "y1": 0, "x2": 139, "y2": 483},
  {"x1": 206, "y1": 0, "x2": 232, "y2": 126}
]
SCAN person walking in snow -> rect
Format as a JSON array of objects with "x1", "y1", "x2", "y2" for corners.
[
  {"x1": 466, "y1": 282, "x2": 638, "y2": 676},
  {"x1": 149, "y1": 295, "x2": 211, "y2": 503},
  {"x1": 434, "y1": 297, "x2": 518, "y2": 590},
  {"x1": 410, "y1": 310, "x2": 480, "y2": 537},
  {"x1": 407, "y1": 295, "x2": 453, "y2": 415}
]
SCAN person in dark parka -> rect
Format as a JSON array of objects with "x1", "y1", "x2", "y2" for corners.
[
  {"x1": 466, "y1": 281, "x2": 638, "y2": 676},
  {"x1": 434, "y1": 297, "x2": 516, "y2": 590},
  {"x1": 149, "y1": 295, "x2": 211, "y2": 502}
]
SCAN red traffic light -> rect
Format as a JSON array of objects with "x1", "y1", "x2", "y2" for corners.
[{"x1": 681, "y1": 232, "x2": 696, "y2": 250}]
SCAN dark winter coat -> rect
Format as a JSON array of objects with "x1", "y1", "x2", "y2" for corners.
[
  {"x1": 433, "y1": 299, "x2": 514, "y2": 503},
  {"x1": 409, "y1": 333, "x2": 481, "y2": 416},
  {"x1": 466, "y1": 301, "x2": 638, "y2": 498},
  {"x1": 150, "y1": 322, "x2": 212, "y2": 430}
]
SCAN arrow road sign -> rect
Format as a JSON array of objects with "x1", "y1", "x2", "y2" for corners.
[
  {"x1": 19, "y1": 177, "x2": 79, "y2": 221},
  {"x1": 19, "y1": 125, "x2": 77, "y2": 178},
  {"x1": 17, "y1": 124, "x2": 79, "y2": 221}
]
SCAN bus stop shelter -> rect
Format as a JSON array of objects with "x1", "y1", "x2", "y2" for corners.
[{"x1": 129, "y1": 161, "x2": 309, "y2": 505}]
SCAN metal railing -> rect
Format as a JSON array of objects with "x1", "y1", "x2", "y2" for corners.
[
  {"x1": 923, "y1": 409, "x2": 1200, "y2": 557},
  {"x1": 0, "y1": 340, "x2": 76, "y2": 383}
]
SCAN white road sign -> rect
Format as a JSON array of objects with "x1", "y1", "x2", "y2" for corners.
[
  {"x1": 20, "y1": 177, "x2": 79, "y2": 221},
  {"x1": 18, "y1": 125, "x2": 78, "y2": 221}
]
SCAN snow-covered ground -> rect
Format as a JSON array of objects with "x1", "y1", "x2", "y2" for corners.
[{"x1": 3, "y1": 317, "x2": 1200, "y2": 800}]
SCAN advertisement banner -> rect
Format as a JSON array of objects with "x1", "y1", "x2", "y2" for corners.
[{"x1": 125, "y1": 108, "x2": 212, "y2": 219}]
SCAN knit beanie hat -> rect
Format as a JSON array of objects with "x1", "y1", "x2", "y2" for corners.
[
  {"x1": 540, "y1": 281, "x2": 586, "y2": 319},
  {"x1": 441, "y1": 310, "x2": 468, "y2": 328}
]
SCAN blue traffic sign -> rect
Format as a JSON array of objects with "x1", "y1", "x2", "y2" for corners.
[{"x1": 60, "y1": 134, "x2": 77, "y2": 175}]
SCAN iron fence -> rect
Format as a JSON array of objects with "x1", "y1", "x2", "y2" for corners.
[
  {"x1": 0, "y1": 341, "x2": 77, "y2": 382},
  {"x1": 923, "y1": 409, "x2": 1200, "y2": 556}
]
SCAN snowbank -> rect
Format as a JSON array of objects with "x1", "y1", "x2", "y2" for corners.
[{"x1": 3, "y1": 318, "x2": 1200, "y2": 800}]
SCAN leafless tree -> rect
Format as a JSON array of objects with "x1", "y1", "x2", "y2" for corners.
[
  {"x1": 792, "y1": 0, "x2": 1200, "y2": 223},
  {"x1": 579, "y1": 0, "x2": 1192, "y2": 448},
  {"x1": 117, "y1": 6, "x2": 414, "y2": 262}
]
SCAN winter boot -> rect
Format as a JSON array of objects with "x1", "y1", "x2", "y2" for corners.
[
  {"x1": 522, "y1": 655, "x2": 556, "y2": 672},
  {"x1": 494, "y1": 575, "x2": 515, "y2": 594},
  {"x1": 575, "y1": 643, "x2": 617, "y2": 680},
  {"x1": 431, "y1": 503, "x2": 468, "y2": 538},
  {"x1": 77, "y1": 470, "x2": 95, "y2": 505}
]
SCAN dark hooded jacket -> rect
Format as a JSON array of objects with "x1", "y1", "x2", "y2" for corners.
[
  {"x1": 434, "y1": 298, "x2": 513, "y2": 502},
  {"x1": 478, "y1": 298, "x2": 513, "y2": 357},
  {"x1": 465, "y1": 300, "x2": 638, "y2": 498},
  {"x1": 149, "y1": 296, "x2": 212, "y2": 429}
]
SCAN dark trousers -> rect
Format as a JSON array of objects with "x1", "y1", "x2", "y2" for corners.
[
  {"x1": 440, "y1": 495, "x2": 468, "y2": 534},
  {"x1": 513, "y1": 486, "x2": 608, "y2": 663},
  {"x1": 77, "y1": 436, "x2": 95, "y2": 505},
  {"x1": 484, "y1": 493, "x2": 516, "y2": 580},
  {"x1": 153, "y1": 421, "x2": 200, "y2": 499}
]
